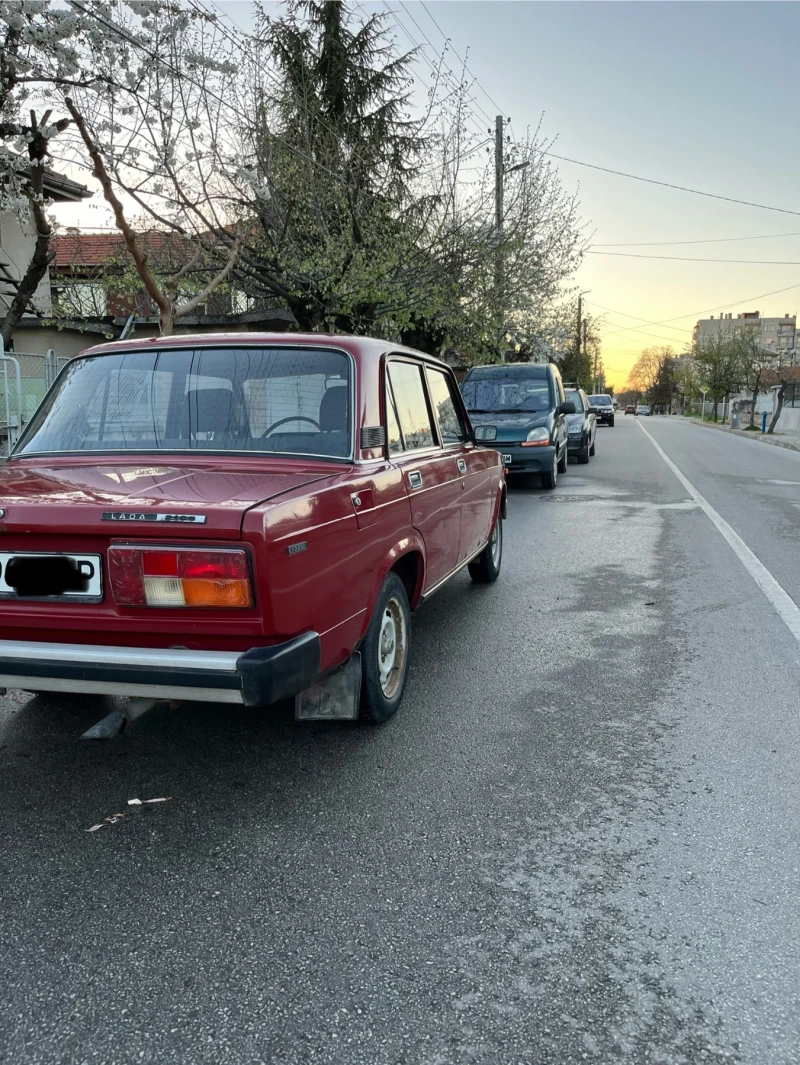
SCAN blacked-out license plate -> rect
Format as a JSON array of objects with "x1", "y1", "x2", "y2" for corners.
[
  {"x1": 502, "y1": 454, "x2": 512, "y2": 465},
  {"x1": 0, "y1": 552, "x2": 102, "y2": 601}
]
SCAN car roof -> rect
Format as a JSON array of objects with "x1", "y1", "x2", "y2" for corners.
[
  {"x1": 465, "y1": 362, "x2": 552, "y2": 378},
  {"x1": 75, "y1": 331, "x2": 452, "y2": 370}
]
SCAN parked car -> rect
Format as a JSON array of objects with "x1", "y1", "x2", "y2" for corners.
[
  {"x1": 460, "y1": 362, "x2": 575, "y2": 489},
  {"x1": 636, "y1": 404, "x2": 651, "y2": 416},
  {"x1": 624, "y1": 404, "x2": 636, "y2": 415},
  {"x1": 0, "y1": 334, "x2": 506, "y2": 725},
  {"x1": 563, "y1": 385, "x2": 596, "y2": 464},
  {"x1": 588, "y1": 393, "x2": 615, "y2": 426}
]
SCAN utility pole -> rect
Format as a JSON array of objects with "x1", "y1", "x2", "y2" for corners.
[
  {"x1": 583, "y1": 318, "x2": 589, "y2": 385},
  {"x1": 495, "y1": 115, "x2": 504, "y2": 360},
  {"x1": 576, "y1": 293, "x2": 583, "y2": 365}
]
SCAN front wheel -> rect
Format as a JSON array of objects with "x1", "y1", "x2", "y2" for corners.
[
  {"x1": 541, "y1": 450, "x2": 558, "y2": 489},
  {"x1": 360, "y1": 573, "x2": 411, "y2": 724},
  {"x1": 609, "y1": 418, "x2": 615, "y2": 427},
  {"x1": 589, "y1": 437, "x2": 596, "y2": 457},
  {"x1": 469, "y1": 516, "x2": 503, "y2": 584},
  {"x1": 578, "y1": 439, "x2": 590, "y2": 464},
  {"x1": 557, "y1": 444, "x2": 568, "y2": 473}
]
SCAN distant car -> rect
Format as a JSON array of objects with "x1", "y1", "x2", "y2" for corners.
[
  {"x1": 563, "y1": 386, "x2": 596, "y2": 464},
  {"x1": 636, "y1": 405, "x2": 651, "y2": 416},
  {"x1": 588, "y1": 393, "x2": 615, "y2": 426},
  {"x1": 624, "y1": 404, "x2": 636, "y2": 415},
  {"x1": 461, "y1": 362, "x2": 575, "y2": 489}
]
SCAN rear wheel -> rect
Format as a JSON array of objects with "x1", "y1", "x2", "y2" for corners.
[
  {"x1": 360, "y1": 573, "x2": 411, "y2": 724},
  {"x1": 541, "y1": 450, "x2": 558, "y2": 489},
  {"x1": 469, "y1": 516, "x2": 503, "y2": 584}
]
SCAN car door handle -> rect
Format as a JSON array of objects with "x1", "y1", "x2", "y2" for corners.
[
  {"x1": 457, "y1": 458, "x2": 467, "y2": 474},
  {"x1": 408, "y1": 470, "x2": 423, "y2": 489}
]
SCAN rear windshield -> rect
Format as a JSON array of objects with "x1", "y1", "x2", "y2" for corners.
[
  {"x1": 14, "y1": 347, "x2": 352, "y2": 459},
  {"x1": 462, "y1": 374, "x2": 552, "y2": 414},
  {"x1": 589, "y1": 394, "x2": 612, "y2": 406}
]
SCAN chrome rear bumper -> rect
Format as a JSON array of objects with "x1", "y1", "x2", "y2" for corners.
[{"x1": 0, "y1": 634, "x2": 320, "y2": 706}]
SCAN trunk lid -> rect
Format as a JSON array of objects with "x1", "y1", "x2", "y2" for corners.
[{"x1": 0, "y1": 458, "x2": 333, "y2": 538}]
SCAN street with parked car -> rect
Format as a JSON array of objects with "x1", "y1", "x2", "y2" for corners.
[{"x1": 1, "y1": 339, "x2": 798, "y2": 1065}]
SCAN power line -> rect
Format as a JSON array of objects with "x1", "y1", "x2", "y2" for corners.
[
  {"x1": 381, "y1": 1, "x2": 491, "y2": 147},
  {"x1": 593, "y1": 231, "x2": 800, "y2": 248},
  {"x1": 600, "y1": 281, "x2": 800, "y2": 340},
  {"x1": 587, "y1": 252, "x2": 800, "y2": 265},
  {"x1": 417, "y1": 0, "x2": 503, "y2": 122},
  {"x1": 584, "y1": 299, "x2": 688, "y2": 334},
  {"x1": 544, "y1": 151, "x2": 800, "y2": 218}
]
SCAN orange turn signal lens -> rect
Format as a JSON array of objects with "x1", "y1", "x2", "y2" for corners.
[{"x1": 182, "y1": 578, "x2": 253, "y2": 608}]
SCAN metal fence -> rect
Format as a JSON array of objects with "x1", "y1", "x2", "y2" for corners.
[{"x1": 0, "y1": 341, "x2": 68, "y2": 456}]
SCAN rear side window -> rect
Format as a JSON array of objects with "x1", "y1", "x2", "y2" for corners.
[
  {"x1": 387, "y1": 361, "x2": 434, "y2": 451},
  {"x1": 426, "y1": 368, "x2": 467, "y2": 444}
]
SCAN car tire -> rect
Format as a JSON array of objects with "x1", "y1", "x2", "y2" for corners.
[
  {"x1": 609, "y1": 418, "x2": 615, "y2": 427},
  {"x1": 557, "y1": 445, "x2": 568, "y2": 474},
  {"x1": 578, "y1": 439, "x2": 590, "y2": 464},
  {"x1": 541, "y1": 450, "x2": 558, "y2": 489},
  {"x1": 589, "y1": 437, "x2": 596, "y2": 457},
  {"x1": 359, "y1": 572, "x2": 411, "y2": 724},
  {"x1": 469, "y1": 515, "x2": 503, "y2": 584}
]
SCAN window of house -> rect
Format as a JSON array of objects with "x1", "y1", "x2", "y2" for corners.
[
  {"x1": 57, "y1": 282, "x2": 107, "y2": 317},
  {"x1": 387, "y1": 361, "x2": 435, "y2": 451}
]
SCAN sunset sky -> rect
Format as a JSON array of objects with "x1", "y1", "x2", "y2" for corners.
[
  {"x1": 382, "y1": 0, "x2": 800, "y2": 388},
  {"x1": 57, "y1": 1, "x2": 800, "y2": 388}
]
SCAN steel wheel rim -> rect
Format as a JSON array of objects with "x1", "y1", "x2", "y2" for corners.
[
  {"x1": 490, "y1": 520, "x2": 502, "y2": 567},
  {"x1": 378, "y1": 595, "x2": 407, "y2": 699},
  {"x1": 553, "y1": 452, "x2": 558, "y2": 483}
]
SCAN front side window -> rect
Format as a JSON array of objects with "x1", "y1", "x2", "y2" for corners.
[
  {"x1": 461, "y1": 374, "x2": 552, "y2": 414},
  {"x1": 565, "y1": 388, "x2": 584, "y2": 412},
  {"x1": 387, "y1": 361, "x2": 435, "y2": 451},
  {"x1": 426, "y1": 368, "x2": 467, "y2": 444},
  {"x1": 14, "y1": 347, "x2": 352, "y2": 459}
]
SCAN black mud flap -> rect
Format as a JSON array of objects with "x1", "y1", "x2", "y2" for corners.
[{"x1": 295, "y1": 653, "x2": 362, "y2": 721}]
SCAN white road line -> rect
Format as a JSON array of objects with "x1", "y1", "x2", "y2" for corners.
[{"x1": 638, "y1": 421, "x2": 800, "y2": 645}]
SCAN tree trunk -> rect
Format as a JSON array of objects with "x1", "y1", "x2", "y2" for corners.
[
  {"x1": 0, "y1": 226, "x2": 52, "y2": 346},
  {"x1": 768, "y1": 384, "x2": 786, "y2": 434},
  {"x1": 712, "y1": 398, "x2": 719, "y2": 422},
  {"x1": 749, "y1": 388, "x2": 758, "y2": 428},
  {"x1": 160, "y1": 302, "x2": 175, "y2": 336},
  {"x1": 0, "y1": 153, "x2": 53, "y2": 347}
]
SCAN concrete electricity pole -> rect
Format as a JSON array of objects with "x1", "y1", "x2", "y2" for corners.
[
  {"x1": 495, "y1": 115, "x2": 504, "y2": 360},
  {"x1": 576, "y1": 290, "x2": 590, "y2": 371},
  {"x1": 494, "y1": 116, "x2": 528, "y2": 362}
]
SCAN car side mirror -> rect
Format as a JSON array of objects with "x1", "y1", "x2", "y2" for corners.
[{"x1": 560, "y1": 402, "x2": 576, "y2": 415}]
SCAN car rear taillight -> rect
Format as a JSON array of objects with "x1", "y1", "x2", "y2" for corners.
[{"x1": 108, "y1": 546, "x2": 253, "y2": 608}]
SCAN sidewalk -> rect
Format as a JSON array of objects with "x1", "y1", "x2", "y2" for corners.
[{"x1": 691, "y1": 417, "x2": 800, "y2": 454}]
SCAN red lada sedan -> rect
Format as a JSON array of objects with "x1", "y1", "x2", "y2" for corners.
[{"x1": 0, "y1": 334, "x2": 505, "y2": 724}]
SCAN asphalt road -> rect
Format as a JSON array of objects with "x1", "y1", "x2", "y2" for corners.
[{"x1": 1, "y1": 414, "x2": 799, "y2": 1065}]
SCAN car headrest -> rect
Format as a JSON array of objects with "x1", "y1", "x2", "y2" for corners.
[
  {"x1": 185, "y1": 389, "x2": 235, "y2": 437},
  {"x1": 319, "y1": 386, "x2": 348, "y2": 433}
]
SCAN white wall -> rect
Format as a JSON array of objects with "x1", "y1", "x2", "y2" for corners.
[{"x1": 0, "y1": 211, "x2": 52, "y2": 315}]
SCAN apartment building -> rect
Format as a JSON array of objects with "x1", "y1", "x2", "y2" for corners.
[{"x1": 693, "y1": 311, "x2": 797, "y2": 362}]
